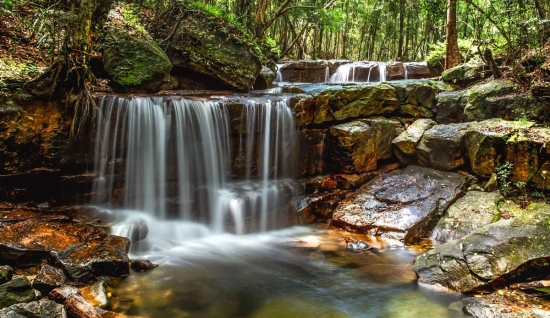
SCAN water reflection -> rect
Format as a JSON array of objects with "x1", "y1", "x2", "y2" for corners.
[{"x1": 108, "y1": 223, "x2": 466, "y2": 318}]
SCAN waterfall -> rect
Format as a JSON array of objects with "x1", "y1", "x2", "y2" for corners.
[
  {"x1": 324, "y1": 66, "x2": 330, "y2": 82},
  {"x1": 403, "y1": 63, "x2": 408, "y2": 80},
  {"x1": 378, "y1": 62, "x2": 387, "y2": 82},
  {"x1": 275, "y1": 63, "x2": 286, "y2": 82},
  {"x1": 329, "y1": 63, "x2": 356, "y2": 83},
  {"x1": 93, "y1": 95, "x2": 298, "y2": 236}
]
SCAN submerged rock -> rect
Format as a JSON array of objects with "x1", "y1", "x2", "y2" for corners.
[
  {"x1": 102, "y1": 4, "x2": 172, "y2": 92},
  {"x1": 414, "y1": 203, "x2": 550, "y2": 292},
  {"x1": 463, "y1": 290, "x2": 550, "y2": 318},
  {"x1": 331, "y1": 165, "x2": 467, "y2": 242},
  {"x1": 0, "y1": 299, "x2": 66, "y2": 318},
  {"x1": 130, "y1": 259, "x2": 158, "y2": 272},
  {"x1": 0, "y1": 220, "x2": 130, "y2": 282},
  {"x1": 430, "y1": 191, "x2": 502, "y2": 243}
]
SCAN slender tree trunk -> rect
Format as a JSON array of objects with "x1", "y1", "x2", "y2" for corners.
[{"x1": 445, "y1": 0, "x2": 461, "y2": 69}]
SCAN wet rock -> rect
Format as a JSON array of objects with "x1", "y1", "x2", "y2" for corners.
[
  {"x1": 388, "y1": 80, "x2": 442, "y2": 108},
  {"x1": 278, "y1": 60, "x2": 328, "y2": 83},
  {"x1": 0, "y1": 265, "x2": 13, "y2": 285},
  {"x1": 505, "y1": 130, "x2": 541, "y2": 182},
  {"x1": 326, "y1": 121, "x2": 377, "y2": 173},
  {"x1": 253, "y1": 67, "x2": 276, "y2": 90},
  {"x1": 414, "y1": 203, "x2": 550, "y2": 292},
  {"x1": 102, "y1": 4, "x2": 172, "y2": 92},
  {"x1": 344, "y1": 237, "x2": 372, "y2": 251},
  {"x1": 33, "y1": 265, "x2": 66, "y2": 293},
  {"x1": 296, "y1": 190, "x2": 351, "y2": 223},
  {"x1": 64, "y1": 294, "x2": 102, "y2": 318},
  {"x1": 159, "y1": 3, "x2": 262, "y2": 90},
  {"x1": 0, "y1": 220, "x2": 130, "y2": 281},
  {"x1": 130, "y1": 260, "x2": 158, "y2": 272},
  {"x1": 127, "y1": 221, "x2": 148, "y2": 243},
  {"x1": 48, "y1": 286, "x2": 81, "y2": 303},
  {"x1": 80, "y1": 279, "x2": 108, "y2": 308},
  {"x1": 289, "y1": 94, "x2": 316, "y2": 126},
  {"x1": 465, "y1": 119, "x2": 535, "y2": 178},
  {"x1": 441, "y1": 62, "x2": 491, "y2": 87},
  {"x1": 430, "y1": 191, "x2": 502, "y2": 243},
  {"x1": 0, "y1": 299, "x2": 66, "y2": 318},
  {"x1": 0, "y1": 277, "x2": 35, "y2": 309},
  {"x1": 299, "y1": 129, "x2": 327, "y2": 176},
  {"x1": 434, "y1": 91, "x2": 467, "y2": 124},
  {"x1": 332, "y1": 165, "x2": 467, "y2": 242},
  {"x1": 386, "y1": 62, "x2": 406, "y2": 80},
  {"x1": 392, "y1": 119, "x2": 437, "y2": 166},
  {"x1": 510, "y1": 280, "x2": 550, "y2": 291},
  {"x1": 463, "y1": 290, "x2": 550, "y2": 318},
  {"x1": 416, "y1": 123, "x2": 469, "y2": 171}
]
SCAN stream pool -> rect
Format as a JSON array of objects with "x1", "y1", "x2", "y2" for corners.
[{"x1": 106, "y1": 215, "x2": 466, "y2": 318}]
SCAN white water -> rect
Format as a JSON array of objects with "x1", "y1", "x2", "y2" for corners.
[
  {"x1": 330, "y1": 62, "x2": 386, "y2": 83},
  {"x1": 275, "y1": 63, "x2": 286, "y2": 82},
  {"x1": 404, "y1": 63, "x2": 408, "y2": 80},
  {"x1": 93, "y1": 96, "x2": 298, "y2": 238}
]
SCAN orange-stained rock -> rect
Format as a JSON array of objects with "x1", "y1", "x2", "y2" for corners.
[{"x1": 0, "y1": 220, "x2": 130, "y2": 282}]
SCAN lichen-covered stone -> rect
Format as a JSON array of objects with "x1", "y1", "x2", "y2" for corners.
[
  {"x1": 441, "y1": 62, "x2": 491, "y2": 86},
  {"x1": 332, "y1": 165, "x2": 466, "y2": 242},
  {"x1": 310, "y1": 83, "x2": 399, "y2": 124},
  {"x1": 430, "y1": 191, "x2": 502, "y2": 243},
  {"x1": 159, "y1": 3, "x2": 263, "y2": 90},
  {"x1": 414, "y1": 203, "x2": 550, "y2": 292},
  {"x1": 463, "y1": 290, "x2": 550, "y2": 318},
  {"x1": 103, "y1": 4, "x2": 172, "y2": 92},
  {"x1": 399, "y1": 104, "x2": 433, "y2": 118},
  {"x1": 0, "y1": 265, "x2": 13, "y2": 285}
]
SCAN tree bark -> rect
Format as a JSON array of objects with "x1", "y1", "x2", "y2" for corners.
[{"x1": 445, "y1": 0, "x2": 461, "y2": 69}]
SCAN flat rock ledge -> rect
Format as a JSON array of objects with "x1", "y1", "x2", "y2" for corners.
[
  {"x1": 0, "y1": 213, "x2": 130, "y2": 282},
  {"x1": 463, "y1": 290, "x2": 550, "y2": 318},
  {"x1": 331, "y1": 165, "x2": 467, "y2": 242},
  {"x1": 414, "y1": 203, "x2": 550, "y2": 293}
]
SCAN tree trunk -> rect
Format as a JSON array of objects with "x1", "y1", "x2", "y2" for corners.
[{"x1": 445, "y1": 0, "x2": 461, "y2": 69}]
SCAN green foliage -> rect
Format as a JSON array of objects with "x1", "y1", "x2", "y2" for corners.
[
  {"x1": 425, "y1": 39, "x2": 480, "y2": 69},
  {"x1": 495, "y1": 162, "x2": 514, "y2": 196},
  {"x1": 189, "y1": 1, "x2": 247, "y2": 35},
  {"x1": 0, "y1": 0, "x2": 12, "y2": 13}
]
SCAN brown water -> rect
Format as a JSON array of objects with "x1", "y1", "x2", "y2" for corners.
[{"x1": 107, "y1": 224, "x2": 466, "y2": 318}]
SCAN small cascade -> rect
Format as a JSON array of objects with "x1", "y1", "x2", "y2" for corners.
[
  {"x1": 324, "y1": 66, "x2": 330, "y2": 82},
  {"x1": 275, "y1": 63, "x2": 285, "y2": 82},
  {"x1": 403, "y1": 63, "x2": 409, "y2": 80},
  {"x1": 329, "y1": 63, "x2": 356, "y2": 83},
  {"x1": 93, "y1": 95, "x2": 298, "y2": 238},
  {"x1": 378, "y1": 62, "x2": 387, "y2": 82}
]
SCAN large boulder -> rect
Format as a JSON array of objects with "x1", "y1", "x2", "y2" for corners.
[
  {"x1": 331, "y1": 165, "x2": 467, "y2": 242},
  {"x1": 430, "y1": 191, "x2": 502, "y2": 243},
  {"x1": 0, "y1": 220, "x2": 130, "y2": 282},
  {"x1": 416, "y1": 123, "x2": 469, "y2": 171},
  {"x1": 465, "y1": 119, "x2": 535, "y2": 178},
  {"x1": 102, "y1": 4, "x2": 172, "y2": 92},
  {"x1": 157, "y1": 3, "x2": 263, "y2": 90},
  {"x1": 414, "y1": 203, "x2": 550, "y2": 292}
]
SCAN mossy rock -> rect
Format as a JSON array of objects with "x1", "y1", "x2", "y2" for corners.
[
  {"x1": 157, "y1": 3, "x2": 263, "y2": 91},
  {"x1": 441, "y1": 62, "x2": 491, "y2": 87},
  {"x1": 102, "y1": 4, "x2": 172, "y2": 92}
]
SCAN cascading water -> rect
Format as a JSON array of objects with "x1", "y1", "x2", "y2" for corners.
[
  {"x1": 378, "y1": 62, "x2": 387, "y2": 82},
  {"x1": 329, "y1": 62, "x2": 357, "y2": 83},
  {"x1": 403, "y1": 63, "x2": 408, "y2": 80},
  {"x1": 93, "y1": 95, "x2": 298, "y2": 240}
]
